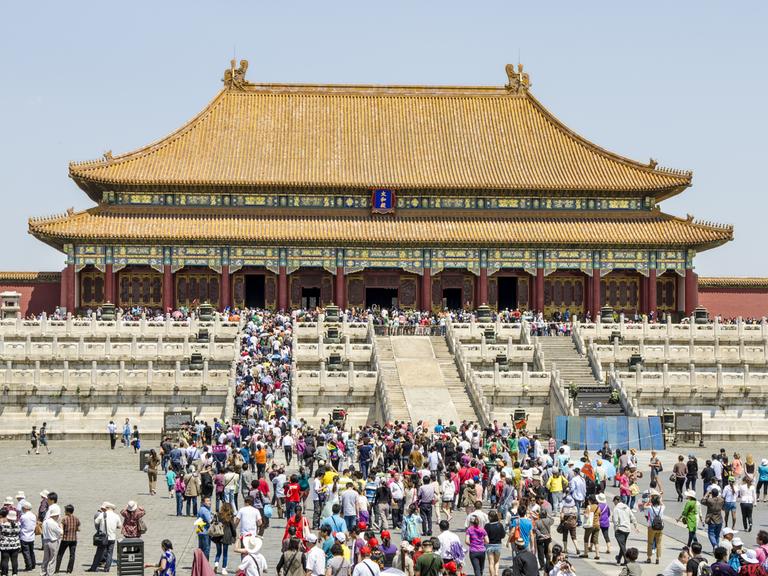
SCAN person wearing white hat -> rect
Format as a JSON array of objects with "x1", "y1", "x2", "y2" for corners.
[
  {"x1": 87, "y1": 503, "x2": 122, "y2": 572},
  {"x1": 234, "y1": 535, "x2": 266, "y2": 576},
  {"x1": 18, "y1": 500, "x2": 36, "y2": 571},
  {"x1": 40, "y1": 505, "x2": 62, "y2": 576},
  {"x1": 677, "y1": 490, "x2": 700, "y2": 548},
  {"x1": 305, "y1": 533, "x2": 325, "y2": 576}
]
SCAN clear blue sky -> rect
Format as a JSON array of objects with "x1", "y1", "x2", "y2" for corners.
[{"x1": 1, "y1": 1, "x2": 765, "y2": 275}]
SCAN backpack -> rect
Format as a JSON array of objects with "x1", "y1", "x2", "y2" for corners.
[
  {"x1": 694, "y1": 557, "x2": 712, "y2": 576},
  {"x1": 650, "y1": 507, "x2": 664, "y2": 531}
]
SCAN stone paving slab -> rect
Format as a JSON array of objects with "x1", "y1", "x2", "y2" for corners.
[{"x1": 3, "y1": 440, "x2": 768, "y2": 576}]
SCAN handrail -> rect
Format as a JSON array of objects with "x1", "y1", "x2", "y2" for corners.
[
  {"x1": 290, "y1": 319, "x2": 299, "y2": 421},
  {"x1": 446, "y1": 321, "x2": 491, "y2": 426},
  {"x1": 586, "y1": 340, "x2": 604, "y2": 383},
  {"x1": 607, "y1": 364, "x2": 636, "y2": 416},
  {"x1": 368, "y1": 319, "x2": 392, "y2": 424}
]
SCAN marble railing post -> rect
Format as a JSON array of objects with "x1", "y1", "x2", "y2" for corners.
[
  {"x1": 63, "y1": 360, "x2": 69, "y2": 386},
  {"x1": 91, "y1": 360, "x2": 97, "y2": 386},
  {"x1": 147, "y1": 360, "x2": 153, "y2": 385},
  {"x1": 319, "y1": 361, "x2": 326, "y2": 389},
  {"x1": 348, "y1": 361, "x2": 355, "y2": 389}
]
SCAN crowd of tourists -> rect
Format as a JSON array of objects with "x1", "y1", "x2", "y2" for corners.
[{"x1": 9, "y1": 306, "x2": 768, "y2": 576}]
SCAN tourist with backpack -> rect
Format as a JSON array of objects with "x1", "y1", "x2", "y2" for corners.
[
  {"x1": 644, "y1": 494, "x2": 665, "y2": 565},
  {"x1": 686, "y1": 542, "x2": 711, "y2": 576}
]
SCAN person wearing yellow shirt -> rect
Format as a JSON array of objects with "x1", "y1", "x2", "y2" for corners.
[{"x1": 546, "y1": 469, "x2": 569, "y2": 513}]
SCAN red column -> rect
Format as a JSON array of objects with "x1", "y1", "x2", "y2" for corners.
[
  {"x1": 535, "y1": 268, "x2": 544, "y2": 313},
  {"x1": 421, "y1": 268, "x2": 431, "y2": 311},
  {"x1": 163, "y1": 265, "x2": 174, "y2": 312},
  {"x1": 220, "y1": 265, "x2": 230, "y2": 311},
  {"x1": 335, "y1": 267, "x2": 346, "y2": 309},
  {"x1": 104, "y1": 264, "x2": 114, "y2": 304},
  {"x1": 592, "y1": 268, "x2": 602, "y2": 313},
  {"x1": 684, "y1": 269, "x2": 698, "y2": 316},
  {"x1": 647, "y1": 269, "x2": 657, "y2": 317},
  {"x1": 60, "y1": 265, "x2": 72, "y2": 312},
  {"x1": 478, "y1": 268, "x2": 488, "y2": 307},
  {"x1": 584, "y1": 272, "x2": 592, "y2": 316},
  {"x1": 278, "y1": 266, "x2": 288, "y2": 310}
]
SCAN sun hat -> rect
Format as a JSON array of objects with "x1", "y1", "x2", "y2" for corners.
[
  {"x1": 762, "y1": 459, "x2": 768, "y2": 466},
  {"x1": 3, "y1": 497, "x2": 13, "y2": 505},
  {"x1": 242, "y1": 534, "x2": 263, "y2": 554},
  {"x1": 48, "y1": 504, "x2": 61, "y2": 517},
  {"x1": 722, "y1": 527, "x2": 738, "y2": 537},
  {"x1": 732, "y1": 537, "x2": 744, "y2": 547},
  {"x1": 7, "y1": 510, "x2": 17, "y2": 521},
  {"x1": 596, "y1": 493, "x2": 606, "y2": 503},
  {"x1": 335, "y1": 533, "x2": 347, "y2": 543},
  {"x1": 306, "y1": 534, "x2": 318, "y2": 543},
  {"x1": 684, "y1": 490, "x2": 697, "y2": 498},
  {"x1": 21, "y1": 502, "x2": 32, "y2": 510},
  {"x1": 400, "y1": 541, "x2": 413, "y2": 552},
  {"x1": 127, "y1": 501, "x2": 138, "y2": 512},
  {"x1": 15, "y1": 492, "x2": 25, "y2": 500},
  {"x1": 39, "y1": 490, "x2": 49, "y2": 499},
  {"x1": 741, "y1": 549, "x2": 759, "y2": 564},
  {"x1": 102, "y1": 502, "x2": 116, "y2": 510}
]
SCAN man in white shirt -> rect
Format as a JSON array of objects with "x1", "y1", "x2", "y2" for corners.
[
  {"x1": 305, "y1": 534, "x2": 326, "y2": 576},
  {"x1": 234, "y1": 496, "x2": 263, "y2": 535},
  {"x1": 436, "y1": 520, "x2": 462, "y2": 562},
  {"x1": 41, "y1": 504, "x2": 63, "y2": 576},
  {"x1": 87, "y1": 502, "x2": 122, "y2": 572},
  {"x1": 351, "y1": 547, "x2": 380, "y2": 576},
  {"x1": 19, "y1": 502, "x2": 37, "y2": 571}
]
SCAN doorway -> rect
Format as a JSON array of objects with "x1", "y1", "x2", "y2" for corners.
[
  {"x1": 245, "y1": 275, "x2": 265, "y2": 308},
  {"x1": 366, "y1": 288, "x2": 398, "y2": 309},
  {"x1": 301, "y1": 287, "x2": 321, "y2": 310},
  {"x1": 442, "y1": 288, "x2": 462, "y2": 310},
  {"x1": 497, "y1": 277, "x2": 518, "y2": 310}
]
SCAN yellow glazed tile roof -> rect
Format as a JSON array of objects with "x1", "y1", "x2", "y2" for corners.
[
  {"x1": 698, "y1": 277, "x2": 768, "y2": 289},
  {"x1": 69, "y1": 73, "x2": 691, "y2": 196},
  {"x1": 29, "y1": 206, "x2": 732, "y2": 250},
  {"x1": 0, "y1": 272, "x2": 61, "y2": 283}
]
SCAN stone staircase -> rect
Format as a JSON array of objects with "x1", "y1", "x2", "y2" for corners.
[
  {"x1": 430, "y1": 336, "x2": 480, "y2": 424},
  {"x1": 374, "y1": 336, "x2": 411, "y2": 423},
  {"x1": 538, "y1": 337, "x2": 624, "y2": 416}
]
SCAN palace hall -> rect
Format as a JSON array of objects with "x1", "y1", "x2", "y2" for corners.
[{"x1": 25, "y1": 61, "x2": 733, "y2": 317}]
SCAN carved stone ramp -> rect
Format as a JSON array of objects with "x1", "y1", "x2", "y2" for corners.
[{"x1": 388, "y1": 336, "x2": 461, "y2": 426}]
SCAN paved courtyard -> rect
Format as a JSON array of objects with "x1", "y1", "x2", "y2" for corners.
[{"x1": 3, "y1": 439, "x2": 768, "y2": 576}]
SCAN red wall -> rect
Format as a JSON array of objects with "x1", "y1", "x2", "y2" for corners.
[
  {"x1": 699, "y1": 289, "x2": 768, "y2": 319},
  {"x1": 0, "y1": 282, "x2": 61, "y2": 317}
]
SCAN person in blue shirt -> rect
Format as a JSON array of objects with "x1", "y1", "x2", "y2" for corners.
[
  {"x1": 758, "y1": 458, "x2": 768, "y2": 501},
  {"x1": 145, "y1": 540, "x2": 176, "y2": 576},
  {"x1": 518, "y1": 435, "x2": 530, "y2": 459},
  {"x1": 508, "y1": 504, "x2": 533, "y2": 550},
  {"x1": 434, "y1": 419, "x2": 445, "y2": 434},
  {"x1": 197, "y1": 497, "x2": 213, "y2": 560},
  {"x1": 320, "y1": 503, "x2": 347, "y2": 537}
]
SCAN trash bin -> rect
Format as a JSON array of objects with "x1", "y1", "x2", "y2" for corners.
[
  {"x1": 138, "y1": 449, "x2": 152, "y2": 472},
  {"x1": 117, "y1": 538, "x2": 144, "y2": 576}
]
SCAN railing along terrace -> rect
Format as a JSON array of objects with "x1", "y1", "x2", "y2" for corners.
[{"x1": 574, "y1": 315, "x2": 768, "y2": 343}]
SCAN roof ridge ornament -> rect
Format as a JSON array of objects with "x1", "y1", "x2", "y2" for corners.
[
  {"x1": 505, "y1": 63, "x2": 531, "y2": 94},
  {"x1": 223, "y1": 59, "x2": 252, "y2": 90}
]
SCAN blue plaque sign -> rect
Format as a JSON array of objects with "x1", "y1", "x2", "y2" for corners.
[{"x1": 371, "y1": 189, "x2": 396, "y2": 214}]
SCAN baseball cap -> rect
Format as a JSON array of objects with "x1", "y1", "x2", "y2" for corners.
[
  {"x1": 306, "y1": 534, "x2": 318, "y2": 543},
  {"x1": 381, "y1": 530, "x2": 391, "y2": 539}
]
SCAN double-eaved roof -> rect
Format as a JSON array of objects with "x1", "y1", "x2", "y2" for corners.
[
  {"x1": 30, "y1": 62, "x2": 731, "y2": 252},
  {"x1": 69, "y1": 67, "x2": 691, "y2": 198}
]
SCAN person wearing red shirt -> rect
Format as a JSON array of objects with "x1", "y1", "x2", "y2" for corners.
[
  {"x1": 285, "y1": 474, "x2": 302, "y2": 518},
  {"x1": 283, "y1": 506, "x2": 310, "y2": 545}
]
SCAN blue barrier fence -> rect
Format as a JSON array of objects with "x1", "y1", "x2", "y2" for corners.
[{"x1": 554, "y1": 416, "x2": 665, "y2": 451}]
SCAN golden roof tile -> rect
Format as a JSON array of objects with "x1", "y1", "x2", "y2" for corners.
[
  {"x1": 698, "y1": 277, "x2": 768, "y2": 289},
  {"x1": 0, "y1": 271, "x2": 61, "y2": 283},
  {"x1": 69, "y1": 65, "x2": 691, "y2": 197},
  {"x1": 29, "y1": 206, "x2": 732, "y2": 250}
]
